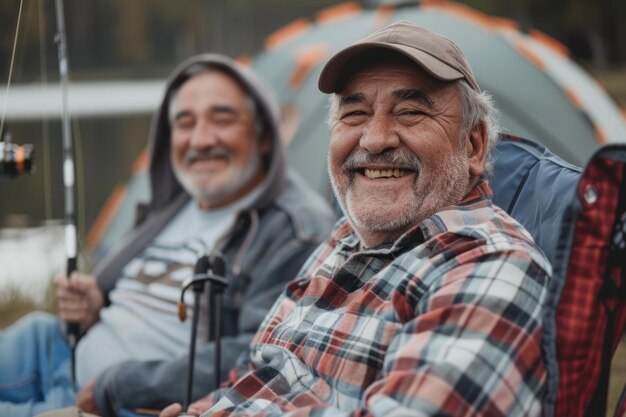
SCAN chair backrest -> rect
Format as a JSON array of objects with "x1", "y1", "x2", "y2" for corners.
[
  {"x1": 491, "y1": 134, "x2": 582, "y2": 263},
  {"x1": 491, "y1": 134, "x2": 626, "y2": 417}
]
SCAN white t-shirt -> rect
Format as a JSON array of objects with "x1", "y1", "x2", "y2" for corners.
[{"x1": 76, "y1": 188, "x2": 261, "y2": 386}]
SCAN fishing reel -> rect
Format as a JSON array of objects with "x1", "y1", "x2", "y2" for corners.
[{"x1": 0, "y1": 131, "x2": 34, "y2": 181}]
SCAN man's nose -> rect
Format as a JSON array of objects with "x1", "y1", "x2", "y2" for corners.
[
  {"x1": 189, "y1": 121, "x2": 218, "y2": 149},
  {"x1": 359, "y1": 114, "x2": 399, "y2": 154}
]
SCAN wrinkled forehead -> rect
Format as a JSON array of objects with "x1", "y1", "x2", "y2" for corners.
[
  {"x1": 336, "y1": 61, "x2": 459, "y2": 113},
  {"x1": 330, "y1": 59, "x2": 463, "y2": 124},
  {"x1": 340, "y1": 62, "x2": 443, "y2": 97},
  {"x1": 334, "y1": 49, "x2": 442, "y2": 95}
]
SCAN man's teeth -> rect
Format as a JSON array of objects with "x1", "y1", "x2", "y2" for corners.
[{"x1": 364, "y1": 168, "x2": 409, "y2": 179}]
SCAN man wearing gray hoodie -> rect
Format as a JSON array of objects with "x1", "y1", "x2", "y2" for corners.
[{"x1": 0, "y1": 54, "x2": 336, "y2": 417}]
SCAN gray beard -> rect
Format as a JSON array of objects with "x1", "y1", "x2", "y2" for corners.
[
  {"x1": 330, "y1": 146, "x2": 470, "y2": 237},
  {"x1": 173, "y1": 148, "x2": 263, "y2": 206}
]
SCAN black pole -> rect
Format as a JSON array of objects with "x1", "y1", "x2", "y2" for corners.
[
  {"x1": 54, "y1": 0, "x2": 80, "y2": 389},
  {"x1": 178, "y1": 254, "x2": 227, "y2": 416},
  {"x1": 213, "y1": 289, "x2": 222, "y2": 390},
  {"x1": 184, "y1": 289, "x2": 202, "y2": 409},
  {"x1": 208, "y1": 254, "x2": 226, "y2": 390}
]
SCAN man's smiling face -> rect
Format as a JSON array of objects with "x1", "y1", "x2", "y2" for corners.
[
  {"x1": 328, "y1": 58, "x2": 473, "y2": 247},
  {"x1": 170, "y1": 70, "x2": 267, "y2": 210}
]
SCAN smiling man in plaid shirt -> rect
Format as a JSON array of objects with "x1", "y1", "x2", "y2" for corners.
[{"x1": 162, "y1": 21, "x2": 551, "y2": 417}]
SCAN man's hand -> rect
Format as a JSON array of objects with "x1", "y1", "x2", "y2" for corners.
[
  {"x1": 160, "y1": 403, "x2": 183, "y2": 417},
  {"x1": 75, "y1": 379, "x2": 101, "y2": 415},
  {"x1": 159, "y1": 394, "x2": 215, "y2": 417},
  {"x1": 187, "y1": 396, "x2": 215, "y2": 416},
  {"x1": 54, "y1": 271, "x2": 104, "y2": 330}
]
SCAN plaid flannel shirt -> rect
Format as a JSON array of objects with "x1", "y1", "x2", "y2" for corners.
[{"x1": 201, "y1": 182, "x2": 552, "y2": 417}]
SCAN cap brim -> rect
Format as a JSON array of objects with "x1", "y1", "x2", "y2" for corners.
[{"x1": 318, "y1": 42, "x2": 465, "y2": 94}]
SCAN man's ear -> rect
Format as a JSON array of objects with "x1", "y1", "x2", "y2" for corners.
[{"x1": 466, "y1": 122, "x2": 488, "y2": 178}]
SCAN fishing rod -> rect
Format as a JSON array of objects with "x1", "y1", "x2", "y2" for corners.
[
  {"x1": 54, "y1": 0, "x2": 80, "y2": 388},
  {"x1": 0, "y1": 0, "x2": 76, "y2": 384}
]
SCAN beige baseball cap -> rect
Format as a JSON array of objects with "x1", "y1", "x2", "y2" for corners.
[{"x1": 318, "y1": 21, "x2": 480, "y2": 93}]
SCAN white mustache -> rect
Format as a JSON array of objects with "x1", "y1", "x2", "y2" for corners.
[
  {"x1": 342, "y1": 148, "x2": 421, "y2": 172},
  {"x1": 183, "y1": 146, "x2": 232, "y2": 165}
]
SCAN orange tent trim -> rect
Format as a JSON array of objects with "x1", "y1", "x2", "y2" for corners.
[
  {"x1": 529, "y1": 29, "x2": 569, "y2": 58},
  {"x1": 316, "y1": 2, "x2": 362, "y2": 25},
  {"x1": 288, "y1": 44, "x2": 330, "y2": 90},
  {"x1": 265, "y1": 19, "x2": 312, "y2": 50}
]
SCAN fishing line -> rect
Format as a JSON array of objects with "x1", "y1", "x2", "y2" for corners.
[{"x1": 0, "y1": 0, "x2": 25, "y2": 139}]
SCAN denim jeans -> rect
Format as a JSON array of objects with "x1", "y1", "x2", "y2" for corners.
[{"x1": 0, "y1": 311, "x2": 76, "y2": 416}]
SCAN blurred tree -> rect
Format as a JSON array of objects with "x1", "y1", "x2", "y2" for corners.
[
  {"x1": 0, "y1": 0, "x2": 54, "y2": 83},
  {"x1": 567, "y1": 0, "x2": 606, "y2": 68},
  {"x1": 110, "y1": 0, "x2": 152, "y2": 63},
  {"x1": 462, "y1": 0, "x2": 624, "y2": 68}
]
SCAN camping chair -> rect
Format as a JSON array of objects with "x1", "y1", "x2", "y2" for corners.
[{"x1": 491, "y1": 134, "x2": 626, "y2": 417}]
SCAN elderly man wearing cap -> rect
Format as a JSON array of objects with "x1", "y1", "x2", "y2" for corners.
[{"x1": 162, "y1": 21, "x2": 551, "y2": 417}]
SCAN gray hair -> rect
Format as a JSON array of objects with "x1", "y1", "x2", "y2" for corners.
[
  {"x1": 168, "y1": 63, "x2": 264, "y2": 138},
  {"x1": 326, "y1": 79, "x2": 501, "y2": 176},
  {"x1": 456, "y1": 81, "x2": 500, "y2": 176}
]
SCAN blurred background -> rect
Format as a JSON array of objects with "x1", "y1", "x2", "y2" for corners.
[
  {"x1": 1, "y1": 0, "x2": 626, "y2": 408},
  {"x1": 1, "y1": 0, "x2": 625, "y2": 243}
]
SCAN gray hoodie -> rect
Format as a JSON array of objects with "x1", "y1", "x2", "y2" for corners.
[{"x1": 91, "y1": 54, "x2": 336, "y2": 415}]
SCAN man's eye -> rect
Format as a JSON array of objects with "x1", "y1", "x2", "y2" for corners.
[
  {"x1": 340, "y1": 111, "x2": 368, "y2": 125},
  {"x1": 175, "y1": 119, "x2": 194, "y2": 130},
  {"x1": 397, "y1": 109, "x2": 424, "y2": 116},
  {"x1": 212, "y1": 114, "x2": 237, "y2": 126},
  {"x1": 342, "y1": 110, "x2": 367, "y2": 119}
]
